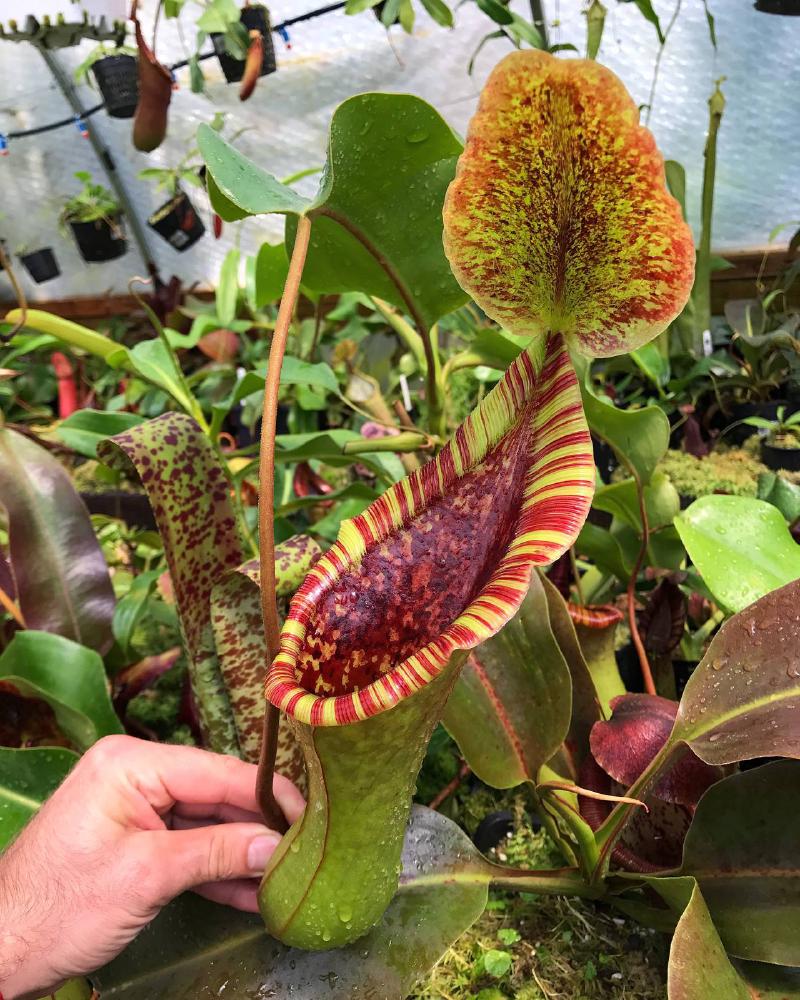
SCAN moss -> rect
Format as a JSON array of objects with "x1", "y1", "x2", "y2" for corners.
[
  {"x1": 658, "y1": 447, "x2": 767, "y2": 499},
  {"x1": 414, "y1": 807, "x2": 668, "y2": 1000}
]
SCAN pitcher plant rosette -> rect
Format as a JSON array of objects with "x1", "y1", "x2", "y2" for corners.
[{"x1": 258, "y1": 50, "x2": 694, "y2": 949}]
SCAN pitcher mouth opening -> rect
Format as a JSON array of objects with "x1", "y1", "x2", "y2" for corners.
[{"x1": 265, "y1": 334, "x2": 594, "y2": 728}]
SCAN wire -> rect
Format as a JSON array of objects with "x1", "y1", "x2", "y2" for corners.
[{"x1": 1, "y1": 0, "x2": 349, "y2": 143}]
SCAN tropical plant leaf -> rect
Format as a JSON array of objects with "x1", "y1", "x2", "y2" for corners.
[
  {"x1": 95, "y1": 806, "x2": 490, "y2": 998},
  {"x1": 0, "y1": 426, "x2": 116, "y2": 654},
  {"x1": 442, "y1": 51, "x2": 693, "y2": 358},
  {"x1": 673, "y1": 577, "x2": 800, "y2": 764},
  {"x1": 667, "y1": 883, "x2": 750, "y2": 1000},
  {"x1": 443, "y1": 571, "x2": 572, "y2": 789},
  {"x1": 54, "y1": 409, "x2": 146, "y2": 459},
  {"x1": 593, "y1": 473, "x2": 680, "y2": 534},
  {"x1": 0, "y1": 745, "x2": 78, "y2": 850},
  {"x1": 679, "y1": 762, "x2": 800, "y2": 965},
  {"x1": 675, "y1": 495, "x2": 800, "y2": 613},
  {"x1": 575, "y1": 357, "x2": 670, "y2": 484},
  {"x1": 99, "y1": 413, "x2": 242, "y2": 754},
  {"x1": 201, "y1": 94, "x2": 468, "y2": 329},
  {"x1": 261, "y1": 335, "x2": 594, "y2": 948},
  {"x1": 0, "y1": 632, "x2": 123, "y2": 751}
]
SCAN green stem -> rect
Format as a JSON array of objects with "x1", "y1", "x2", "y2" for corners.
[
  {"x1": 693, "y1": 80, "x2": 726, "y2": 353},
  {"x1": 256, "y1": 214, "x2": 313, "y2": 833},
  {"x1": 371, "y1": 297, "x2": 428, "y2": 374},
  {"x1": 541, "y1": 790, "x2": 600, "y2": 879},
  {"x1": 342, "y1": 431, "x2": 429, "y2": 455},
  {"x1": 488, "y1": 865, "x2": 600, "y2": 899}
]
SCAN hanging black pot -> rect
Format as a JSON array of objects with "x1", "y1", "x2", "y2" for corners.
[
  {"x1": 147, "y1": 190, "x2": 205, "y2": 252},
  {"x1": 92, "y1": 54, "x2": 140, "y2": 119},
  {"x1": 754, "y1": 0, "x2": 800, "y2": 13},
  {"x1": 761, "y1": 440, "x2": 800, "y2": 472},
  {"x1": 69, "y1": 217, "x2": 127, "y2": 263},
  {"x1": 211, "y1": 5, "x2": 276, "y2": 84},
  {"x1": 725, "y1": 398, "x2": 792, "y2": 445},
  {"x1": 18, "y1": 248, "x2": 60, "y2": 284}
]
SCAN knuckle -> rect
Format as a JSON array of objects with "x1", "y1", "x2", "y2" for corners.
[
  {"x1": 207, "y1": 826, "x2": 239, "y2": 881},
  {"x1": 83, "y1": 734, "x2": 136, "y2": 771}
]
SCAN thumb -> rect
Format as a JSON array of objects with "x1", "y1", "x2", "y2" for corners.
[{"x1": 146, "y1": 823, "x2": 282, "y2": 903}]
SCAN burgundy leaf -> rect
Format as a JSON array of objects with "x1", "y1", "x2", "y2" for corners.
[{"x1": 639, "y1": 578, "x2": 686, "y2": 656}]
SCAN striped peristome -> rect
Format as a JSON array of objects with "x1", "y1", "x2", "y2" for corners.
[{"x1": 265, "y1": 333, "x2": 595, "y2": 728}]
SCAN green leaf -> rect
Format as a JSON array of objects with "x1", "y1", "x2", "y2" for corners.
[
  {"x1": 664, "y1": 160, "x2": 687, "y2": 220},
  {"x1": 420, "y1": 0, "x2": 454, "y2": 27},
  {"x1": 594, "y1": 473, "x2": 680, "y2": 534},
  {"x1": 0, "y1": 426, "x2": 115, "y2": 653},
  {"x1": 667, "y1": 883, "x2": 751, "y2": 999},
  {"x1": 443, "y1": 573, "x2": 572, "y2": 789},
  {"x1": 216, "y1": 248, "x2": 240, "y2": 327},
  {"x1": 112, "y1": 568, "x2": 161, "y2": 659},
  {"x1": 254, "y1": 241, "x2": 290, "y2": 307},
  {"x1": 198, "y1": 125, "x2": 312, "y2": 217},
  {"x1": 475, "y1": 0, "x2": 513, "y2": 25},
  {"x1": 195, "y1": 0, "x2": 239, "y2": 33},
  {"x1": 673, "y1": 577, "x2": 800, "y2": 765},
  {"x1": 0, "y1": 632, "x2": 123, "y2": 751},
  {"x1": 0, "y1": 746, "x2": 78, "y2": 850},
  {"x1": 629, "y1": 0, "x2": 664, "y2": 43},
  {"x1": 674, "y1": 496, "x2": 800, "y2": 613},
  {"x1": 96, "y1": 807, "x2": 489, "y2": 998},
  {"x1": 277, "y1": 480, "x2": 380, "y2": 516},
  {"x1": 631, "y1": 340, "x2": 670, "y2": 388},
  {"x1": 127, "y1": 340, "x2": 200, "y2": 419},
  {"x1": 99, "y1": 414, "x2": 242, "y2": 755},
  {"x1": 679, "y1": 762, "x2": 800, "y2": 965},
  {"x1": 293, "y1": 93, "x2": 468, "y2": 329},
  {"x1": 757, "y1": 472, "x2": 800, "y2": 523},
  {"x1": 483, "y1": 949, "x2": 513, "y2": 977},
  {"x1": 576, "y1": 521, "x2": 633, "y2": 581},
  {"x1": 575, "y1": 357, "x2": 669, "y2": 484},
  {"x1": 54, "y1": 409, "x2": 145, "y2": 459}
]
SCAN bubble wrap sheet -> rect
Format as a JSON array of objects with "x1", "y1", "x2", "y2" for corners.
[{"x1": 0, "y1": 0, "x2": 798, "y2": 301}]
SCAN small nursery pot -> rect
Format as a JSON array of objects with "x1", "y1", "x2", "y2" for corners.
[
  {"x1": 147, "y1": 191, "x2": 205, "y2": 252},
  {"x1": 18, "y1": 248, "x2": 60, "y2": 284},
  {"x1": 211, "y1": 5, "x2": 276, "y2": 83},
  {"x1": 92, "y1": 54, "x2": 139, "y2": 119},
  {"x1": 69, "y1": 217, "x2": 127, "y2": 263},
  {"x1": 761, "y1": 440, "x2": 800, "y2": 473}
]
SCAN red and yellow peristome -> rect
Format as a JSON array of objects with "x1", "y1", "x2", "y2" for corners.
[{"x1": 265, "y1": 332, "x2": 595, "y2": 727}]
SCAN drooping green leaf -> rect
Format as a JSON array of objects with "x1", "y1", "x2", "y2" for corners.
[
  {"x1": 674, "y1": 495, "x2": 800, "y2": 613},
  {"x1": 420, "y1": 0, "x2": 454, "y2": 27},
  {"x1": 0, "y1": 745, "x2": 78, "y2": 850},
  {"x1": 198, "y1": 125, "x2": 312, "y2": 217},
  {"x1": 99, "y1": 414, "x2": 242, "y2": 754},
  {"x1": 96, "y1": 807, "x2": 490, "y2": 998},
  {"x1": 576, "y1": 521, "x2": 633, "y2": 582},
  {"x1": 667, "y1": 883, "x2": 750, "y2": 1000},
  {"x1": 629, "y1": 0, "x2": 664, "y2": 43},
  {"x1": 0, "y1": 632, "x2": 122, "y2": 751},
  {"x1": 443, "y1": 573, "x2": 572, "y2": 789},
  {"x1": 679, "y1": 762, "x2": 800, "y2": 965},
  {"x1": 127, "y1": 340, "x2": 200, "y2": 420},
  {"x1": 54, "y1": 409, "x2": 145, "y2": 460},
  {"x1": 0, "y1": 426, "x2": 116, "y2": 654}
]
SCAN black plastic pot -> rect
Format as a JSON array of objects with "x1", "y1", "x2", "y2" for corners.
[
  {"x1": 92, "y1": 54, "x2": 139, "y2": 119},
  {"x1": 18, "y1": 247, "x2": 60, "y2": 284},
  {"x1": 80, "y1": 491, "x2": 156, "y2": 530},
  {"x1": 147, "y1": 191, "x2": 205, "y2": 252},
  {"x1": 761, "y1": 440, "x2": 800, "y2": 472},
  {"x1": 69, "y1": 217, "x2": 127, "y2": 263},
  {"x1": 754, "y1": 0, "x2": 800, "y2": 13},
  {"x1": 211, "y1": 6, "x2": 277, "y2": 84}
]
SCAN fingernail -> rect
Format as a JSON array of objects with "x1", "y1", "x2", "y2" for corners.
[{"x1": 248, "y1": 833, "x2": 280, "y2": 873}]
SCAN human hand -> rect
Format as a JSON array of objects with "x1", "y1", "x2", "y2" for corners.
[{"x1": 0, "y1": 735, "x2": 304, "y2": 999}]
